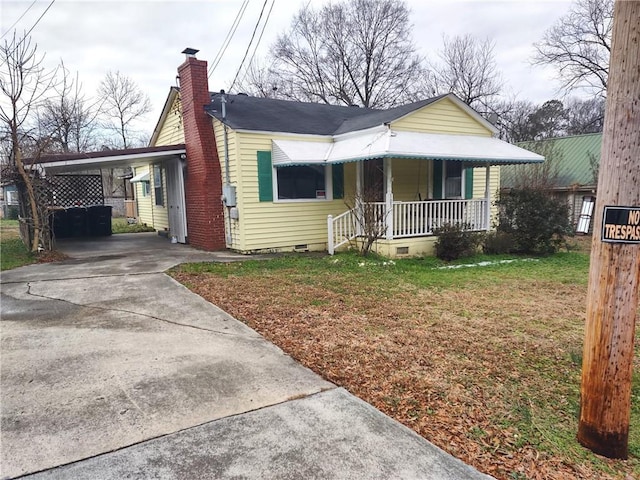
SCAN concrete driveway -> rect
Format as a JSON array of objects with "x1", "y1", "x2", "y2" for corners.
[{"x1": 1, "y1": 233, "x2": 491, "y2": 479}]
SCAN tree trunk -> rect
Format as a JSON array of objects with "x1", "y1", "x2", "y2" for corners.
[
  {"x1": 577, "y1": 0, "x2": 640, "y2": 459},
  {"x1": 12, "y1": 130, "x2": 41, "y2": 253}
]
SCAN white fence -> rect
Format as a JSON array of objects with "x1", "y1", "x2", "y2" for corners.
[{"x1": 328, "y1": 199, "x2": 489, "y2": 254}]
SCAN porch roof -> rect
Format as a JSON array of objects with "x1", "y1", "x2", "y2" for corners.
[{"x1": 272, "y1": 127, "x2": 544, "y2": 167}]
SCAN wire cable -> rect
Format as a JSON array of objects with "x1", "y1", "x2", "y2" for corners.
[
  {"x1": 237, "y1": 0, "x2": 276, "y2": 88},
  {"x1": 208, "y1": 0, "x2": 250, "y2": 78},
  {"x1": 0, "y1": 0, "x2": 56, "y2": 68},
  {"x1": 229, "y1": 0, "x2": 270, "y2": 92},
  {"x1": 1, "y1": 0, "x2": 38, "y2": 40}
]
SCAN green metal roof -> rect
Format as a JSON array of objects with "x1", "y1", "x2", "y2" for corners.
[{"x1": 501, "y1": 133, "x2": 602, "y2": 189}]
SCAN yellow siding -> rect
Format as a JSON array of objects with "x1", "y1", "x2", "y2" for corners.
[
  {"x1": 153, "y1": 96, "x2": 185, "y2": 146},
  {"x1": 223, "y1": 129, "x2": 344, "y2": 253},
  {"x1": 134, "y1": 165, "x2": 168, "y2": 231},
  {"x1": 391, "y1": 97, "x2": 493, "y2": 136},
  {"x1": 150, "y1": 164, "x2": 169, "y2": 231},
  {"x1": 472, "y1": 165, "x2": 501, "y2": 224},
  {"x1": 390, "y1": 159, "x2": 430, "y2": 201},
  {"x1": 134, "y1": 166, "x2": 153, "y2": 226}
]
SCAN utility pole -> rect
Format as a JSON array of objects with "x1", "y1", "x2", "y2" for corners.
[{"x1": 577, "y1": 0, "x2": 640, "y2": 459}]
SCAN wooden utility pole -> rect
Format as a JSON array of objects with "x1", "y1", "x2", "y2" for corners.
[{"x1": 577, "y1": 0, "x2": 640, "y2": 459}]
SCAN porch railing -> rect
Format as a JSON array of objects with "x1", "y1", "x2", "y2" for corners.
[
  {"x1": 393, "y1": 199, "x2": 488, "y2": 238},
  {"x1": 327, "y1": 208, "x2": 358, "y2": 254},
  {"x1": 328, "y1": 199, "x2": 489, "y2": 254}
]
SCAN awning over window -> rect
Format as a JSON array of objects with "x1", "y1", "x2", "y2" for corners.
[
  {"x1": 129, "y1": 171, "x2": 150, "y2": 183},
  {"x1": 272, "y1": 126, "x2": 544, "y2": 167}
]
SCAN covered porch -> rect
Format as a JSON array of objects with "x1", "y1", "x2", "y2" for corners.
[
  {"x1": 327, "y1": 159, "x2": 494, "y2": 255},
  {"x1": 271, "y1": 125, "x2": 543, "y2": 256}
]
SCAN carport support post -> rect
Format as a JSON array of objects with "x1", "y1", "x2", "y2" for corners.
[{"x1": 577, "y1": 0, "x2": 640, "y2": 459}]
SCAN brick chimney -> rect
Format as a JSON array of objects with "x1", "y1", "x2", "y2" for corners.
[{"x1": 177, "y1": 48, "x2": 226, "y2": 251}]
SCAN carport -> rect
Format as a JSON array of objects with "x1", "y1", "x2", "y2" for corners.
[{"x1": 36, "y1": 144, "x2": 188, "y2": 243}]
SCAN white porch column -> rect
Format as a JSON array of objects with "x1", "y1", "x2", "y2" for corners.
[
  {"x1": 385, "y1": 158, "x2": 393, "y2": 240},
  {"x1": 485, "y1": 165, "x2": 491, "y2": 231},
  {"x1": 356, "y1": 161, "x2": 363, "y2": 236}
]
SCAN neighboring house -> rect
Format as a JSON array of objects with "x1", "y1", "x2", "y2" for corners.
[
  {"x1": 37, "y1": 48, "x2": 544, "y2": 257},
  {"x1": 502, "y1": 133, "x2": 602, "y2": 231}
]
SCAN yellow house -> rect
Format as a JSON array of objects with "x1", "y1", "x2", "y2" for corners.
[{"x1": 135, "y1": 49, "x2": 543, "y2": 257}]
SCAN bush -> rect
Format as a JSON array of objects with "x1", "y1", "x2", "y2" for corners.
[
  {"x1": 496, "y1": 188, "x2": 573, "y2": 255},
  {"x1": 434, "y1": 223, "x2": 484, "y2": 261},
  {"x1": 483, "y1": 231, "x2": 516, "y2": 254}
]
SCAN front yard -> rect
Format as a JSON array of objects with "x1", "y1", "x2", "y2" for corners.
[{"x1": 171, "y1": 250, "x2": 640, "y2": 480}]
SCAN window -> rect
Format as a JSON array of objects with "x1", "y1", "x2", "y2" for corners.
[
  {"x1": 153, "y1": 165, "x2": 164, "y2": 206},
  {"x1": 444, "y1": 161, "x2": 462, "y2": 199},
  {"x1": 276, "y1": 165, "x2": 327, "y2": 200},
  {"x1": 257, "y1": 151, "x2": 343, "y2": 202},
  {"x1": 141, "y1": 181, "x2": 151, "y2": 197}
]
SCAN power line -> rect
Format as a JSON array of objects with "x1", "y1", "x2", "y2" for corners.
[
  {"x1": 208, "y1": 0, "x2": 250, "y2": 79},
  {"x1": 229, "y1": 0, "x2": 271, "y2": 92},
  {"x1": 1, "y1": 0, "x2": 38, "y2": 40},
  {"x1": 20, "y1": 0, "x2": 56, "y2": 42},
  {"x1": 0, "y1": 0, "x2": 56, "y2": 67},
  {"x1": 238, "y1": 0, "x2": 276, "y2": 88}
]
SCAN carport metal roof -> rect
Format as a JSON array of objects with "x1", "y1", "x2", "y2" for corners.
[{"x1": 34, "y1": 144, "x2": 186, "y2": 173}]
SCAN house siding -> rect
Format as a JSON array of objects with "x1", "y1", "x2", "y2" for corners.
[
  {"x1": 391, "y1": 97, "x2": 494, "y2": 136},
  {"x1": 134, "y1": 166, "x2": 153, "y2": 226},
  {"x1": 223, "y1": 129, "x2": 345, "y2": 253},
  {"x1": 154, "y1": 96, "x2": 185, "y2": 146}
]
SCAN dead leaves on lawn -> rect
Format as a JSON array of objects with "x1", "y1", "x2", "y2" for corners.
[{"x1": 172, "y1": 265, "x2": 638, "y2": 480}]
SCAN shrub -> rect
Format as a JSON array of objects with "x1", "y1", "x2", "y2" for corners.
[
  {"x1": 483, "y1": 231, "x2": 516, "y2": 254},
  {"x1": 496, "y1": 188, "x2": 573, "y2": 255},
  {"x1": 434, "y1": 223, "x2": 484, "y2": 261}
]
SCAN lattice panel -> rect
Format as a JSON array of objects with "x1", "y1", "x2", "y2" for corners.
[{"x1": 51, "y1": 174, "x2": 104, "y2": 207}]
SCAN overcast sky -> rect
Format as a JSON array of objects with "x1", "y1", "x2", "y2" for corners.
[{"x1": 1, "y1": 0, "x2": 575, "y2": 138}]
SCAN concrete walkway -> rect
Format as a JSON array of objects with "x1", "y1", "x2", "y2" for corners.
[{"x1": 1, "y1": 233, "x2": 492, "y2": 479}]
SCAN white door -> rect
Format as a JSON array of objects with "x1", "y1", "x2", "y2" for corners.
[{"x1": 165, "y1": 159, "x2": 187, "y2": 243}]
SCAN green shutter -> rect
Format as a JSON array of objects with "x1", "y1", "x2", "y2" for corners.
[
  {"x1": 332, "y1": 163, "x2": 344, "y2": 199},
  {"x1": 257, "y1": 151, "x2": 273, "y2": 202},
  {"x1": 432, "y1": 160, "x2": 443, "y2": 199},
  {"x1": 465, "y1": 166, "x2": 474, "y2": 199}
]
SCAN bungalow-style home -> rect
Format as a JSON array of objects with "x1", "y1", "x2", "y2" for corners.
[
  {"x1": 37, "y1": 48, "x2": 544, "y2": 257},
  {"x1": 501, "y1": 133, "x2": 602, "y2": 233}
]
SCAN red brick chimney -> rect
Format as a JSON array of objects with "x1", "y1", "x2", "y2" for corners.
[{"x1": 177, "y1": 48, "x2": 226, "y2": 250}]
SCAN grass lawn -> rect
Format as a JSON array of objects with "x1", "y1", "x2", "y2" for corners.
[
  {"x1": 0, "y1": 219, "x2": 36, "y2": 271},
  {"x1": 171, "y1": 250, "x2": 640, "y2": 480},
  {"x1": 111, "y1": 217, "x2": 155, "y2": 234}
]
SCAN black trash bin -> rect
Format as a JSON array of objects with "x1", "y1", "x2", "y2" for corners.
[
  {"x1": 51, "y1": 209, "x2": 70, "y2": 239},
  {"x1": 67, "y1": 207, "x2": 89, "y2": 237},
  {"x1": 87, "y1": 205, "x2": 112, "y2": 236}
]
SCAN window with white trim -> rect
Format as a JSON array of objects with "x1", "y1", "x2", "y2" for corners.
[
  {"x1": 276, "y1": 165, "x2": 327, "y2": 200},
  {"x1": 153, "y1": 165, "x2": 164, "y2": 206}
]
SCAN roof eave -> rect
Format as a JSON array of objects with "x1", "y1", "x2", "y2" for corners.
[{"x1": 149, "y1": 87, "x2": 180, "y2": 146}]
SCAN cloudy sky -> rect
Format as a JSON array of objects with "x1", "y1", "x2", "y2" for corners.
[{"x1": 1, "y1": 0, "x2": 575, "y2": 138}]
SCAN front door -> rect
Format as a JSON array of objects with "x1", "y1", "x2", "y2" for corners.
[
  {"x1": 363, "y1": 159, "x2": 384, "y2": 202},
  {"x1": 165, "y1": 159, "x2": 187, "y2": 243}
]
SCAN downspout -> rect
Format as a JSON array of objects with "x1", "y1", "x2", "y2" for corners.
[{"x1": 220, "y1": 93, "x2": 234, "y2": 246}]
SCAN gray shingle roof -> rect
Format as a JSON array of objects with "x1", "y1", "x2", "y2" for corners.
[{"x1": 205, "y1": 93, "x2": 446, "y2": 136}]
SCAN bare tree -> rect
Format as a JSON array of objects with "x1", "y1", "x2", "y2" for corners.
[
  {"x1": 37, "y1": 62, "x2": 98, "y2": 153},
  {"x1": 0, "y1": 32, "x2": 57, "y2": 252},
  {"x1": 428, "y1": 34, "x2": 503, "y2": 113},
  {"x1": 493, "y1": 98, "x2": 537, "y2": 142},
  {"x1": 235, "y1": 58, "x2": 286, "y2": 99},
  {"x1": 533, "y1": 0, "x2": 613, "y2": 96},
  {"x1": 263, "y1": 0, "x2": 425, "y2": 108},
  {"x1": 564, "y1": 96, "x2": 605, "y2": 134},
  {"x1": 97, "y1": 71, "x2": 151, "y2": 148}
]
